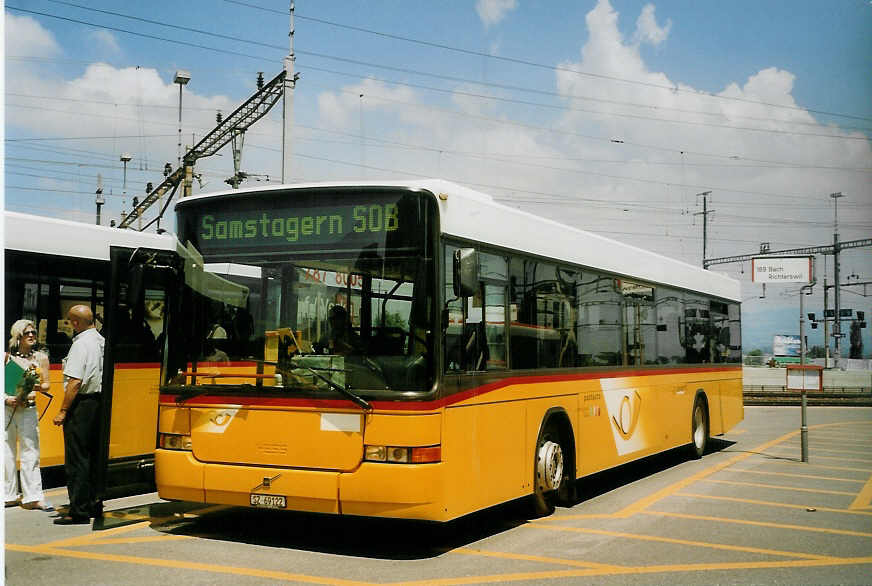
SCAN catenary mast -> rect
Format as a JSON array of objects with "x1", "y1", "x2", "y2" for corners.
[{"x1": 282, "y1": 2, "x2": 298, "y2": 183}]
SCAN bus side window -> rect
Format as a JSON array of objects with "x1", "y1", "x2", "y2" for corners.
[
  {"x1": 444, "y1": 248, "x2": 507, "y2": 373},
  {"x1": 463, "y1": 289, "x2": 488, "y2": 371}
]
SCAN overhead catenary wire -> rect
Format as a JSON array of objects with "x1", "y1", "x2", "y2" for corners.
[
  {"x1": 9, "y1": 96, "x2": 869, "y2": 202},
  {"x1": 9, "y1": 5, "x2": 871, "y2": 190},
  {"x1": 9, "y1": 91, "x2": 871, "y2": 174},
  {"x1": 12, "y1": 3, "x2": 872, "y2": 137},
  {"x1": 9, "y1": 3, "x2": 869, "y2": 244},
  {"x1": 222, "y1": 0, "x2": 871, "y2": 124},
  {"x1": 7, "y1": 115, "x2": 867, "y2": 208},
  {"x1": 8, "y1": 152, "x2": 869, "y2": 228},
  {"x1": 244, "y1": 137, "x2": 865, "y2": 204},
  {"x1": 11, "y1": 56, "x2": 872, "y2": 139}
]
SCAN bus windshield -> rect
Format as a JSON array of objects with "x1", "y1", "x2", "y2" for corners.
[{"x1": 165, "y1": 188, "x2": 437, "y2": 397}]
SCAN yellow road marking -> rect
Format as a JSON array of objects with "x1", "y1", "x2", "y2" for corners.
[
  {"x1": 764, "y1": 450, "x2": 872, "y2": 463},
  {"x1": 725, "y1": 468, "x2": 867, "y2": 484},
  {"x1": 4, "y1": 544, "x2": 373, "y2": 586},
  {"x1": 451, "y1": 547, "x2": 621, "y2": 570},
  {"x1": 849, "y1": 472, "x2": 872, "y2": 510},
  {"x1": 702, "y1": 478, "x2": 858, "y2": 496},
  {"x1": 770, "y1": 462, "x2": 872, "y2": 473},
  {"x1": 42, "y1": 522, "x2": 152, "y2": 548},
  {"x1": 9, "y1": 542, "x2": 871, "y2": 586},
  {"x1": 15, "y1": 421, "x2": 870, "y2": 585},
  {"x1": 804, "y1": 440, "x2": 872, "y2": 449},
  {"x1": 526, "y1": 523, "x2": 835, "y2": 560},
  {"x1": 810, "y1": 435, "x2": 872, "y2": 442},
  {"x1": 811, "y1": 433, "x2": 872, "y2": 438},
  {"x1": 547, "y1": 422, "x2": 868, "y2": 523},
  {"x1": 676, "y1": 491, "x2": 872, "y2": 516},
  {"x1": 78, "y1": 535, "x2": 195, "y2": 546},
  {"x1": 641, "y1": 510, "x2": 872, "y2": 538},
  {"x1": 394, "y1": 557, "x2": 872, "y2": 585},
  {"x1": 611, "y1": 428, "x2": 802, "y2": 518},
  {"x1": 617, "y1": 557, "x2": 872, "y2": 577},
  {"x1": 780, "y1": 444, "x2": 872, "y2": 456}
]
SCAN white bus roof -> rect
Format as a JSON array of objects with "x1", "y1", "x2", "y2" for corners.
[
  {"x1": 177, "y1": 179, "x2": 741, "y2": 302},
  {"x1": 4, "y1": 211, "x2": 176, "y2": 261}
]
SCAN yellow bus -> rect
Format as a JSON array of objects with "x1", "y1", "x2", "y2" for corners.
[
  {"x1": 151, "y1": 180, "x2": 742, "y2": 520},
  {"x1": 4, "y1": 211, "x2": 176, "y2": 496}
]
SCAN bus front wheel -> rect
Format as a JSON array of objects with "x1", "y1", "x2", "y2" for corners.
[{"x1": 530, "y1": 427, "x2": 564, "y2": 516}]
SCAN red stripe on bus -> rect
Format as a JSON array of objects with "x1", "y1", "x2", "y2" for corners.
[
  {"x1": 49, "y1": 361, "x2": 258, "y2": 370},
  {"x1": 158, "y1": 365, "x2": 741, "y2": 411}
]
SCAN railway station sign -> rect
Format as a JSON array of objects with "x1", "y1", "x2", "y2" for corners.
[{"x1": 751, "y1": 256, "x2": 813, "y2": 284}]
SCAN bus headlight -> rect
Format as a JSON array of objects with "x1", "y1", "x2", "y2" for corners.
[
  {"x1": 159, "y1": 433, "x2": 192, "y2": 451},
  {"x1": 364, "y1": 444, "x2": 441, "y2": 463}
]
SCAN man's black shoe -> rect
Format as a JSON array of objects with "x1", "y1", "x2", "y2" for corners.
[
  {"x1": 91, "y1": 500, "x2": 104, "y2": 518},
  {"x1": 53, "y1": 515, "x2": 90, "y2": 525}
]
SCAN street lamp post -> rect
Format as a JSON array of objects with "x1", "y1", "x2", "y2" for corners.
[
  {"x1": 95, "y1": 173, "x2": 104, "y2": 226},
  {"x1": 695, "y1": 191, "x2": 712, "y2": 268},
  {"x1": 174, "y1": 70, "x2": 191, "y2": 169},
  {"x1": 120, "y1": 153, "x2": 132, "y2": 225},
  {"x1": 830, "y1": 192, "x2": 844, "y2": 368}
]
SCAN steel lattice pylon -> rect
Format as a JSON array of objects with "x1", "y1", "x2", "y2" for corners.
[{"x1": 119, "y1": 70, "x2": 287, "y2": 230}]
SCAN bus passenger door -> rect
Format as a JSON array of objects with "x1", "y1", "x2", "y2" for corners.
[{"x1": 97, "y1": 246, "x2": 178, "y2": 500}]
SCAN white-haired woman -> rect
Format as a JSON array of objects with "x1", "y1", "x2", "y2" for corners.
[{"x1": 5, "y1": 319, "x2": 52, "y2": 511}]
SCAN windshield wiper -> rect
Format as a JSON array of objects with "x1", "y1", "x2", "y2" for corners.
[
  {"x1": 297, "y1": 364, "x2": 372, "y2": 412},
  {"x1": 241, "y1": 357, "x2": 373, "y2": 411}
]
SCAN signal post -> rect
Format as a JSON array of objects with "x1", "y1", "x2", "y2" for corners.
[{"x1": 752, "y1": 256, "x2": 815, "y2": 462}]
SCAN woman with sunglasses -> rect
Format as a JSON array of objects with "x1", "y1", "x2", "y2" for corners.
[{"x1": 5, "y1": 319, "x2": 52, "y2": 511}]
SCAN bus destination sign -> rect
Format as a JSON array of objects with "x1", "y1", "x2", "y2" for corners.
[{"x1": 196, "y1": 203, "x2": 399, "y2": 250}]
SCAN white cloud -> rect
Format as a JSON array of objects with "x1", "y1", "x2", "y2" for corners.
[
  {"x1": 305, "y1": 0, "x2": 869, "y2": 269},
  {"x1": 6, "y1": 56, "x2": 243, "y2": 217},
  {"x1": 633, "y1": 4, "x2": 671, "y2": 46},
  {"x1": 89, "y1": 30, "x2": 121, "y2": 55},
  {"x1": 6, "y1": 0, "x2": 870, "y2": 289},
  {"x1": 476, "y1": 0, "x2": 518, "y2": 28},
  {"x1": 317, "y1": 78, "x2": 417, "y2": 130},
  {"x1": 542, "y1": 0, "x2": 870, "y2": 272},
  {"x1": 5, "y1": 14, "x2": 61, "y2": 58}
]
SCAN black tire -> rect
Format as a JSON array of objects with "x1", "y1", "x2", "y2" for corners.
[
  {"x1": 688, "y1": 395, "x2": 709, "y2": 459},
  {"x1": 530, "y1": 427, "x2": 564, "y2": 517}
]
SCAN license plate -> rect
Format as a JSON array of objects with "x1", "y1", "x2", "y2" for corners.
[{"x1": 250, "y1": 493, "x2": 287, "y2": 509}]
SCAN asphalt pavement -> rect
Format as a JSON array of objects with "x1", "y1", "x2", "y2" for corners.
[{"x1": 4, "y1": 405, "x2": 871, "y2": 585}]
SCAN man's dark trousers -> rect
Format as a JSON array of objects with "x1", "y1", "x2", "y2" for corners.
[{"x1": 63, "y1": 394, "x2": 100, "y2": 519}]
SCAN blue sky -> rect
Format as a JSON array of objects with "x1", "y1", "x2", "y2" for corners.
[{"x1": 4, "y1": 0, "x2": 872, "y2": 355}]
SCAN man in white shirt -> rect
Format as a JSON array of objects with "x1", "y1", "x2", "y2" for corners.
[{"x1": 53, "y1": 305, "x2": 105, "y2": 525}]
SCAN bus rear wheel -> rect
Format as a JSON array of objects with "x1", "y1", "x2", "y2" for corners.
[
  {"x1": 688, "y1": 396, "x2": 709, "y2": 459},
  {"x1": 530, "y1": 428, "x2": 564, "y2": 517}
]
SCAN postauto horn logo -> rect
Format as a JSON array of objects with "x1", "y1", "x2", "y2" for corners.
[{"x1": 611, "y1": 391, "x2": 642, "y2": 440}]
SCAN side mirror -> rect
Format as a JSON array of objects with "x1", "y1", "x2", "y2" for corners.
[{"x1": 453, "y1": 248, "x2": 479, "y2": 298}]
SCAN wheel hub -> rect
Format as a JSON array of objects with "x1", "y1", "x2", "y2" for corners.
[{"x1": 536, "y1": 440, "x2": 564, "y2": 492}]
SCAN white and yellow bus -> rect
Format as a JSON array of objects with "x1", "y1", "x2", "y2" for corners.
[
  {"x1": 4, "y1": 211, "x2": 176, "y2": 496},
  {"x1": 152, "y1": 180, "x2": 742, "y2": 520}
]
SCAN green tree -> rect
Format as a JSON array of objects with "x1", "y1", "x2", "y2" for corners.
[{"x1": 744, "y1": 348, "x2": 764, "y2": 365}]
